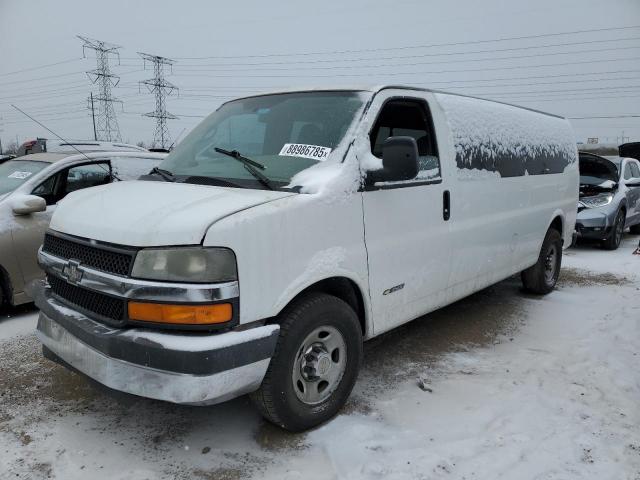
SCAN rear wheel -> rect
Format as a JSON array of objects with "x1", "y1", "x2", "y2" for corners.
[
  {"x1": 601, "y1": 210, "x2": 625, "y2": 250},
  {"x1": 251, "y1": 293, "x2": 363, "y2": 432},
  {"x1": 629, "y1": 223, "x2": 640, "y2": 234},
  {"x1": 521, "y1": 228, "x2": 562, "y2": 294}
]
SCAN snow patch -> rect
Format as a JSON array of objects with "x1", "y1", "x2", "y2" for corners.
[
  {"x1": 435, "y1": 93, "x2": 577, "y2": 175},
  {"x1": 120, "y1": 324, "x2": 279, "y2": 352},
  {"x1": 456, "y1": 167, "x2": 502, "y2": 181}
]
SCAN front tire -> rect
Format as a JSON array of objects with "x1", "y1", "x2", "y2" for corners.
[
  {"x1": 521, "y1": 228, "x2": 562, "y2": 294},
  {"x1": 601, "y1": 209, "x2": 625, "y2": 250},
  {"x1": 251, "y1": 293, "x2": 363, "y2": 432}
]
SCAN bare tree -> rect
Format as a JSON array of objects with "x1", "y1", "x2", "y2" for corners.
[{"x1": 3, "y1": 140, "x2": 18, "y2": 155}]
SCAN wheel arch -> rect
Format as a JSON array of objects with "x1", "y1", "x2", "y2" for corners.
[
  {"x1": 549, "y1": 213, "x2": 564, "y2": 236},
  {"x1": 273, "y1": 276, "x2": 370, "y2": 339}
]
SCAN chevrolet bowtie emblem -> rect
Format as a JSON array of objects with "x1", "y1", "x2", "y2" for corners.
[{"x1": 62, "y1": 259, "x2": 83, "y2": 285}]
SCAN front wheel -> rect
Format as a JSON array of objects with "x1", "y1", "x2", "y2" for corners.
[
  {"x1": 251, "y1": 293, "x2": 363, "y2": 432},
  {"x1": 601, "y1": 209, "x2": 625, "y2": 250},
  {"x1": 521, "y1": 228, "x2": 562, "y2": 294}
]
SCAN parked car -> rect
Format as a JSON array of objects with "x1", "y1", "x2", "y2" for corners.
[
  {"x1": 0, "y1": 151, "x2": 166, "y2": 307},
  {"x1": 575, "y1": 152, "x2": 640, "y2": 249},
  {"x1": 33, "y1": 86, "x2": 578, "y2": 431},
  {"x1": 16, "y1": 138, "x2": 147, "y2": 156},
  {"x1": 0, "y1": 154, "x2": 16, "y2": 164}
]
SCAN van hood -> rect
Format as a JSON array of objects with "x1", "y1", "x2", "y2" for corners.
[{"x1": 50, "y1": 181, "x2": 296, "y2": 246}]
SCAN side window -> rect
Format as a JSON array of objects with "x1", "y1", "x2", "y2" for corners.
[
  {"x1": 630, "y1": 162, "x2": 640, "y2": 179},
  {"x1": 32, "y1": 173, "x2": 60, "y2": 206},
  {"x1": 62, "y1": 162, "x2": 111, "y2": 197},
  {"x1": 370, "y1": 99, "x2": 440, "y2": 181},
  {"x1": 624, "y1": 162, "x2": 633, "y2": 180}
]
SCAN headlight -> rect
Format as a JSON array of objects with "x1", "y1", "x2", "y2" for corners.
[
  {"x1": 132, "y1": 247, "x2": 237, "y2": 283},
  {"x1": 580, "y1": 193, "x2": 613, "y2": 209}
]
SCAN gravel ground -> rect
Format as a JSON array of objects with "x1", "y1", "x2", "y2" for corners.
[{"x1": 0, "y1": 236, "x2": 638, "y2": 480}]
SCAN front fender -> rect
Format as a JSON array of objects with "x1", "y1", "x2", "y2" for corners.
[{"x1": 202, "y1": 193, "x2": 371, "y2": 332}]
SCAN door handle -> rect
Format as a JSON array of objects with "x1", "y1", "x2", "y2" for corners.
[{"x1": 443, "y1": 190, "x2": 450, "y2": 221}]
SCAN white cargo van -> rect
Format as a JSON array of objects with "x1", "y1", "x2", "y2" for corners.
[{"x1": 34, "y1": 86, "x2": 578, "y2": 431}]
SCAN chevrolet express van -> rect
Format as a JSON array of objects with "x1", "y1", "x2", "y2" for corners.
[{"x1": 34, "y1": 86, "x2": 579, "y2": 431}]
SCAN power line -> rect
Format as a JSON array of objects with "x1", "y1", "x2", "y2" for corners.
[
  {"x1": 169, "y1": 55, "x2": 640, "y2": 78},
  {"x1": 0, "y1": 58, "x2": 84, "y2": 77},
  {"x1": 132, "y1": 24, "x2": 640, "y2": 60},
  {"x1": 569, "y1": 115, "x2": 640, "y2": 119},
  {"x1": 480, "y1": 85, "x2": 640, "y2": 96},
  {"x1": 168, "y1": 36, "x2": 640, "y2": 68},
  {"x1": 174, "y1": 45, "x2": 640, "y2": 73}
]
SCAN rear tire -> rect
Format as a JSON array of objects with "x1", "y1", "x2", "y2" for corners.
[
  {"x1": 629, "y1": 223, "x2": 640, "y2": 235},
  {"x1": 601, "y1": 209, "x2": 625, "y2": 250},
  {"x1": 251, "y1": 293, "x2": 363, "y2": 432},
  {"x1": 521, "y1": 228, "x2": 562, "y2": 294}
]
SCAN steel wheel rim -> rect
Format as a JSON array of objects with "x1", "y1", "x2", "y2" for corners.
[
  {"x1": 544, "y1": 244, "x2": 557, "y2": 284},
  {"x1": 292, "y1": 325, "x2": 347, "y2": 405}
]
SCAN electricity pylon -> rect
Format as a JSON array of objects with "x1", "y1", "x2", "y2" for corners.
[
  {"x1": 78, "y1": 35, "x2": 122, "y2": 142},
  {"x1": 139, "y1": 53, "x2": 178, "y2": 149}
]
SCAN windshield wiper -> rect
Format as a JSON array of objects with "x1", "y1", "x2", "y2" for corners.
[
  {"x1": 149, "y1": 166, "x2": 176, "y2": 182},
  {"x1": 214, "y1": 147, "x2": 275, "y2": 190}
]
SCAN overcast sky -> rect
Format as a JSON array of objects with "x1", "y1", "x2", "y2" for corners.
[{"x1": 1, "y1": 0, "x2": 639, "y2": 149}]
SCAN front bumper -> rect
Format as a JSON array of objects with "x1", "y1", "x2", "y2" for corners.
[
  {"x1": 35, "y1": 284, "x2": 279, "y2": 405},
  {"x1": 575, "y1": 208, "x2": 614, "y2": 240}
]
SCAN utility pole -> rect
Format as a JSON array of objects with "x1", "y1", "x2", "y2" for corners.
[
  {"x1": 88, "y1": 92, "x2": 97, "y2": 141},
  {"x1": 138, "y1": 52, "x2": 178, "y2": 149},
  {"x1": 78, "y1": 35, "x2": 122, "y2": 142}
]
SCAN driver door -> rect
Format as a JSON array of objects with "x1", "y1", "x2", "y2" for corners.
[{"x1": 360, "y1": 91, "x2": 452, "y2": 335}]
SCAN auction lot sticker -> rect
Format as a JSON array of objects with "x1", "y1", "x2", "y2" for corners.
[
  {"x1": 279, "y1": 143, "x2": 332, "y2": 161},
  {"x1": 8, "y1": 171, "x2": 33, "y2": 179}
]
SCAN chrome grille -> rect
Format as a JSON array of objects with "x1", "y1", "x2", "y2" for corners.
[
  {"x1": 43, "y1": 232, "x2": 135, "y2": 277},
  {"x1": 48, "y1": 275, "x2": 126, "y2": 325}
]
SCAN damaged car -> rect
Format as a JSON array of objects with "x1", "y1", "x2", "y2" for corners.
[{"x1": 576, "y1": 152, "x2": 640, "y2": 249}]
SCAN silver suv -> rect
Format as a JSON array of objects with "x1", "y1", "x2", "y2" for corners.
[{"x1": 576, "y1": 152, "x2": 640, "y2": 249}]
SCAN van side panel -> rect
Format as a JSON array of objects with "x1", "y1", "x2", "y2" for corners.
[
  {"x1": 433, "y1": 93, "x2": 578, "y2": 300},
  {"x1": 202, "y1": 194, "x2": 372, "y2": 337}
]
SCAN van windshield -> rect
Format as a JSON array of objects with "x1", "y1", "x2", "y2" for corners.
[
  {"x1": 0, "y1": 160, "x2": 49, "y2": 196},
  {"x1": 159, "y1": 91, "x2": 366, "y2": 190}
]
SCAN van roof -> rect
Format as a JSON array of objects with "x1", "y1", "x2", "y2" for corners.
[{"x1": 224, "y1": 84, "x2": 566, "y2": 120}]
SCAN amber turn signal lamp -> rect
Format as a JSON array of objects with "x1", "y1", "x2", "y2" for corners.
[{"x1": 128, "y1": 302, "x2": 232, "y2": 325}]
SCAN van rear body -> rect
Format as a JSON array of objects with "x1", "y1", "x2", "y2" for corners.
[{"x1": 34, "y1": 86, "x2": 578, "y2": 430}]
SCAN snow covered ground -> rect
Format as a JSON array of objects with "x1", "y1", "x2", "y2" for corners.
[{"x1": 1, "y1": 237, "x2": 638, "y2": 480}]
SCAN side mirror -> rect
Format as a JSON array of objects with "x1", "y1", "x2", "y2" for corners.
[
  {"x1": 11, "y1": 194, "x2": 46, "y2": 216},
  {"x1": 368, "y1": 136, "x2": 419, "y2": 184},
  {"x1": 625, "y1": 178, "x2": 640, "y2": 187}
]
